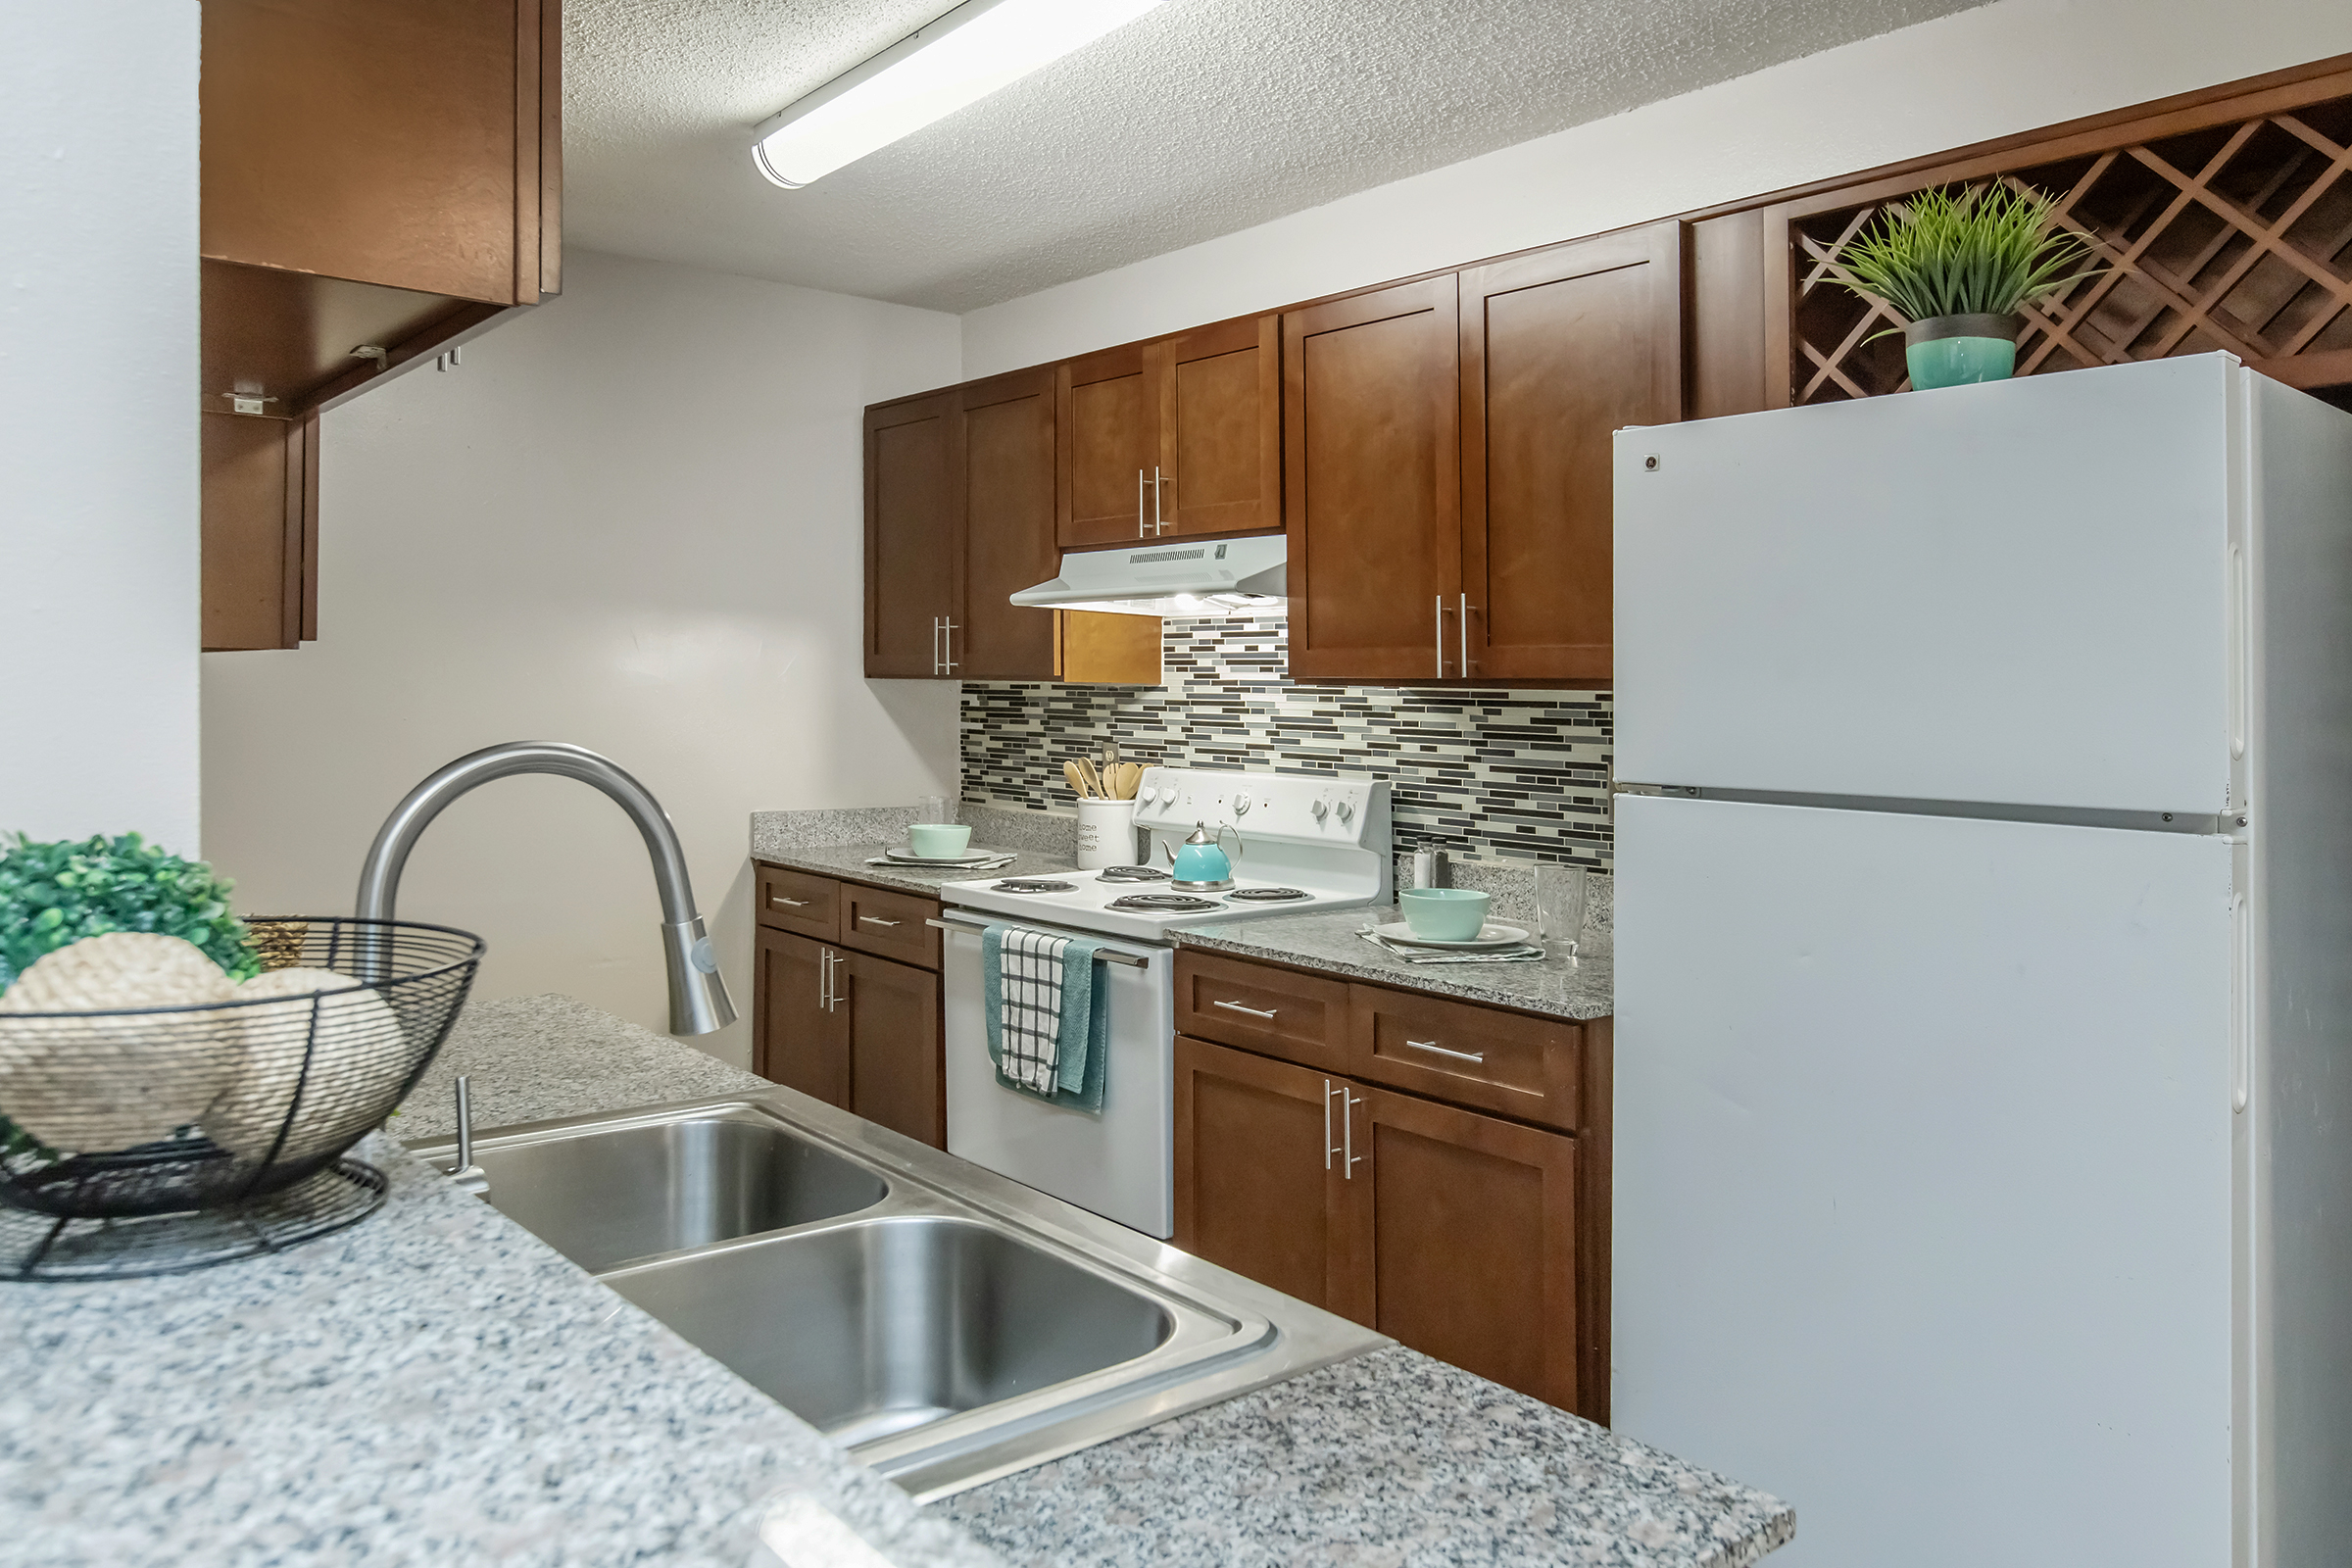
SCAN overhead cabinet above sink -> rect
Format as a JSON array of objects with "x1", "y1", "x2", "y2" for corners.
[{"x1": 200, "y1": 0, "x2": 563, "y2": 652}]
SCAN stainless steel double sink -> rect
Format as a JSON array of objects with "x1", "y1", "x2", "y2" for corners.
[{"x1": 409, "y1": 1091, "x2": 1386, "y2": 1498}]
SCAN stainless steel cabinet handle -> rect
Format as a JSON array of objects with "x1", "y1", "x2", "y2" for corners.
[
  {"x1": 1324, "y1": 1079, "x2": 1341, "y2": 1172},
  {"x1": 1404, "y1": 1038, "x2": 1485, "y2": 1064},
  {"x1": 1458, "y1": 593, "x2": 1472, "y2": 677},
  {"x1": 1152, "y1": 466, "x2": 1169, "y2": 535},
  {"x1": 942, "y1": 618, "x2": 958, "y2": 674},
  {"x1": 769, "y1": 895, "x2": 808, "y2": 907},
  {"x1": 1138, "y1": 467, "x2": 1149, "y2": 538},
  {"x1": 1435, "y1": 595, "x2": 1446, "y2": 677},
  {"x1": 1343, "y1": 1088, "x2": 1363, "y2": 1176},
  {"x1": 1211, "y1": 999, "x2": 1277, "y2": 1019},
  {"x1": 858, "y1": 914, "x2": 902, "y2": 927},
  {"x1": 931, "y1": 615, "x2": 943, "y2": 675},
  {"x1": 817, "y1": 948, "x2": 834, "y2": 1011}
]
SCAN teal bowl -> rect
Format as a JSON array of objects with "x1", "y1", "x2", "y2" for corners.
[
  {"x1": 1398, "y1": 887, "x2": 1491, "y2": 942},
  {"x1": 907, "y1": 822, "x2": 972, "y2": 858}
]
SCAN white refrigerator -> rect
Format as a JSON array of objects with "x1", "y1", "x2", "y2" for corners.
[{"x1": 1610, "y1": 355, "x2": 2352, "y2": 1568}]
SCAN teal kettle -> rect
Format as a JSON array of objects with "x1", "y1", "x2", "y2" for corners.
[{"x1": 1159, "y1": 821, "x2": 1242, "y2": 890}]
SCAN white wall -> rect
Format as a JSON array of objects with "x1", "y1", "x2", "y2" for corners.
[
  {"x1": 962, "y1": 0, "x2": 2352, "y2": 376},
  {"x1": 1, "y1": 4, "x2": 202, "y2": 852},
  {"x1": 202, "y1": 251, "x2": 960, "y2": 1068}
]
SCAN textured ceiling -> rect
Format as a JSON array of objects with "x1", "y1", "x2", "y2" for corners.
[{"x1": 565, "y1": 0, "x2": 1988, "y2": 314}]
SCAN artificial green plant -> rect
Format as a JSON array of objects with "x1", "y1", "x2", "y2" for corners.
[{"x1": 1838, "y1": 182, "x2": 2101, "y2": 331}]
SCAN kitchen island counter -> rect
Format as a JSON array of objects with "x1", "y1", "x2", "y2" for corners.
[
  {"x1": 944, "y1": 1345, "x2": 1792, "y2": 1568},
  {"x1": 1177, "y1": 902, "x2": 1615, "y2": 1021},
  {"x1": 0, "y1": 994, "x2": 1003, "y2": 1568},
  {"x1": 4, "y1": 994, "x2": 1784, "y2": 1568}
]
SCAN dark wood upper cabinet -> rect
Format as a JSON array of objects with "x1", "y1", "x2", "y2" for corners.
[
  {"x1": 1057, "y1": 345, "x2": 1156, "y2": 548},
  {"x1": 1151, "y1": 315, "x2": 1282, "y2": 539},
  {"x1": 1283, "y1": 276, "x2": 1462, "y2": 683},
  {"x1": 199, "y1": 0, "x2": 562, "y2": 651},
  {"x1": 202, "y1": 0, "x2": 556, "y2": 304},
  {"x1": 866, "y1": 376, "x2": 1161, "y2": 684},
  {"x1": 1459, "y1": 222, "x2": 1681, "y2": 684},
  {"x1": 864, "y1": 391, "x2": 963, "y2": 678},
  {"x1": 200, "y1": 408, "x2": 317, "y2": 653},
  {"x1": 959, "y1": 369, "x2": 1063, "y2": 680}
]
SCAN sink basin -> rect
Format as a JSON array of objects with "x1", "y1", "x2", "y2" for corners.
[
  {"x1": 411, "y1": 1095, "x2": 1387, "y2": 1498},
  {"x1": 444, "y1": 1107, "x2": 887, "y2": 1272},
  {"x1": 604, "y1": 1215, "x2": 1175, "y2": 1446}
]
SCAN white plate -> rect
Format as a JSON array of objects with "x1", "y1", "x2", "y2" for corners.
[
  {"x1": 1371, "y1": 920, "x2": 1534, "y2": 952},
  {"x1": 882, "y1": 847, "x2": 1001, "y2": 865}
]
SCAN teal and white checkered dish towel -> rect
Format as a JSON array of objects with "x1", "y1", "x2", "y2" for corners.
[{"x1": 981, "y1": 923, "x2": 1108, "y2": 1112}]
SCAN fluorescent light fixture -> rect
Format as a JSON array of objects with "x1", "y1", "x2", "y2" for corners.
[{"x1": 753, "y1": 0, "x2": 1165, "y2": 189}]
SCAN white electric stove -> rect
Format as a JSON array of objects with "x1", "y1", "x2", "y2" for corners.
[
  {"x1": 939, "y1": 767, "x2": 1392, "y2": 939},
  {"x1": 941, "y1": 767, "x2": 1391, "y2": 1238}
]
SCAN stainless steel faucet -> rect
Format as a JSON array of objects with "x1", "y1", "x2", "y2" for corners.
[{"x1": 355, "y1": 741, "x2": 737, "y2": 1036}]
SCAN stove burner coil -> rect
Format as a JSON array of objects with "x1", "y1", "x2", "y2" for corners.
[
  {"x1": 1105, "y1": 894, "x2": 1223, "y2": 913},
  {"x1": 993, "y1": 879, "x2": 1075, "y2": 894},
  {"x1": 1225, "y1": 887, "x2": 1309, "y2": 903},
  {"x1": 1094, "y1": 865, "x2": 1171, "y2": 883}
]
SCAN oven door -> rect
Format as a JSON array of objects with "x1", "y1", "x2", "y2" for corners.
[{"x1": 942, "y1": 913, "x2": 1176, "y2": 1239}]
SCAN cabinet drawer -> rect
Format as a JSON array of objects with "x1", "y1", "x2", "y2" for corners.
[
  {"x1": 1348, "y1": 985, "x2": 1582, "y2": 1132},
  {"x1": 1174, "y1": 952, "x2": 1348, "y2": 1072},
  {"x1": 757, "y1": 864, "x2": 839, "y2": 942},
  {"x1": 838, "y1": 883, "x2": 942, "y2": 970}
]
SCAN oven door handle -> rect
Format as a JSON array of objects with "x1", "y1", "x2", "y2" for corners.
[{"x1": 924, "y1": 916, "x2": 1152, "y2": 967}]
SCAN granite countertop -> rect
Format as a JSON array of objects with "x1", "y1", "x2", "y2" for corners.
[
  {"x1": 1178, "y1": 903, "x2": 1615, "y2": 1021},
  {"x1": 752, "y1": 839, "x2": 1078, "y2": 898},
  {"x1": 4, "y1": 992, "x2": 1787, "y2": 1568},
  {"x1": 0, "y1": 995, "x2": 1002, "y2": 1568},
  {"x1": 945, "y1": 1348, "x2": 1793, "y2": 1568}
]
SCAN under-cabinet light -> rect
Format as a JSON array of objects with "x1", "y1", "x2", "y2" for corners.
[{"x1": 753, "y1": 0, "x2": 1164, "y2": 188}]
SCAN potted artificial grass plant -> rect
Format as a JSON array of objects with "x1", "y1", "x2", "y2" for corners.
[{"x1": 1838, "y1": 183, "x2": 2101, "y2": 390}]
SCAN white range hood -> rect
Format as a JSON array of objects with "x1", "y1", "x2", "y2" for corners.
[{"x1": 1008, "y1": 535, "x2": 1285, "y2": 617}]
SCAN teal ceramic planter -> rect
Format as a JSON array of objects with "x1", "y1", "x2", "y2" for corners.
[{"x1": 1904, "y1": 313, "x2": 2024, "y2": 389}]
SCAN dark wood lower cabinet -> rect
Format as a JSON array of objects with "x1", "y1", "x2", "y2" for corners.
[
  {"x1": 753, "y1": 921, "x2": 943, "y2": 1150},
  {"x1": 1360, "y1": 1086, "x2": 1580, "y2": 1411},
  {"x1": 1173, "y1": 1036, "x2": 1369, "y2": 1321},
  {"x1": 756, "y1": 928, "x2": 848, "y2": 1107},
  {"x1": 839, "y1": 948, "x2": 943, "y2": 1149},
  {"x1": 1175, "y1": 1017, "x2": 1598, "y2": 1420}
]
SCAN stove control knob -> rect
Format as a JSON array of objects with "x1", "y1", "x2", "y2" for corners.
[
  {"x1": 1311, "y1": 798, "x2": 1329, "y2": 821},
  {"x1": 1140, "y1": 786, "x2": 1157, "y2": 805},
  {"x1": 1335, "y1": 798, "x2": 1354, "y2": 823},
  {"x1": 1233, "y1": 793, "x2": 1250, "y2": 815}
]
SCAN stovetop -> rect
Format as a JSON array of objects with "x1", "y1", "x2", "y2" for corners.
[{"x1": 942, "y1": 768, "x2": 1390, "y2": 942}]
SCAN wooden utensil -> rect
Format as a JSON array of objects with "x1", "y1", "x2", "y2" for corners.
[
  {"x1": 1078, "y1": 759, "x2": 1104, "y2": 799},
  {"x1": 1111, "y1": 762, "x2": 1143, "y2": 800},
  {"x1": 1064, "y1": 760, "x2": 1092, "y2": 798}
]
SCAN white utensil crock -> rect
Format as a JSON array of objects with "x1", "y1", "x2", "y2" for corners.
[{"x1": 1074, "y1": 799, "x2": 1138, "y2": 870}]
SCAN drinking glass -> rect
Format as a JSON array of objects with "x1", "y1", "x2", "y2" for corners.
[
  {"x1": 1536, "y1": 863, "x2": 1587, "y2": 952},
  {"x1": 916, "y1": 794, "x2": 950, "y2": 825}
]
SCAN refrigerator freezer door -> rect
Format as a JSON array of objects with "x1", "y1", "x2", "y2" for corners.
[
  {"x1": 1615, "y1": 355, "x2": 2236, "y2": 813},
  {"x1": 1613, "y1": 794, "x2": 2232, "y2": 1567}
]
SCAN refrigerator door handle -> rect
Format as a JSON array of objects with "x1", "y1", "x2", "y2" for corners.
[
  {"x1": 2229, "y1": 541, "x2": 2250, "y2": 762},
  {"x1": 2230, "y1": 890, "x2": 2252, "y2": 1113}
]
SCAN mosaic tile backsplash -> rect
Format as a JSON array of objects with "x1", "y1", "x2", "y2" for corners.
[{"x1": 960, "y1": 615, "x2": 1614, "y2": 870}]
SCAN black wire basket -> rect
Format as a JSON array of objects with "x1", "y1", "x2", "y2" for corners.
[{"x1": 0, "y1": 916, "x2": 482, "y2": 1280}]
